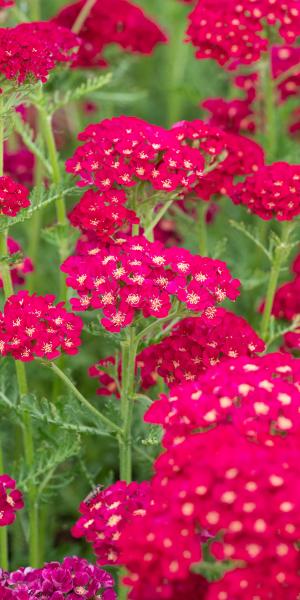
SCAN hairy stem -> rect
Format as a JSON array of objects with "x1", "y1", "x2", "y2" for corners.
[
  {"x1": 197, "y1": 202, "x2": 208, "y2": 256},
  {"x1": 262, "y1": 51, "x2": 278, "y2": 161},
  {"x1": 0, "y1": 444, "x2": 8, "y2": 570},
  {"x1": 119, "y1": 327, "x2": 137, "y2": 482},
  {"x1": 71, "y1": 0, "x2": 97, "y2": 34}
]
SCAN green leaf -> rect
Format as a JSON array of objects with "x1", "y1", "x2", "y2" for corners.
[
  {"x1": 229, "y1": 219, "x2": 272, "y2": 261},
  {"x1": 192, "y1": 559, "x2": 238, "y2": 582},
  {"x1": 13, "y1": 113, "x2": 52, "y2": 174},
  {"x1": 46, "y1": 72, "x2": 112, "y2": 113}
]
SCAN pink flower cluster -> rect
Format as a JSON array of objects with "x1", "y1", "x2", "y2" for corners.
[
  {"x1": 202, "y1": 98, "x2": 255, "y2": 134},
  {"x1": 1, "y1": 556, "x2": 116, "y2": 599},
  {"x1": 62, "y1": 234, "x2": 240, "y2": 332},
  {"x1": 272, "y1": 254, "x2": 300, "y2": 352},
  {"x1": 69, "y1": 189, "x2": 139, "y2": 241},
  {"x1": 89, "y1": 309, "x2": 264, "y2": 395},
  {"x1": 4, "y1": 147, "x2": 34, "y2": 187},
  {"x1": 54, "y1": 0, "x2": 167, "y2": 68},
  {"x1": 0, "y1": 1, "x2": 14, "y2": 7},
  {"x1": 119, "y1": 353, "x2": 300, "y2": 598},
  {"x1": 0, "y1": 238, "x2": 33, "y2": 290},
  {"x1": 0, "y1": 22, "x2": 80, "y2": 84},
  {"x1": 231, "y1": 162, "x2": 300, "y2": 220},
  {"x1": 0, "y1": 176, "x2": 30, "y2": 217},
  {"x1": 0, "y1": 474, "x2": 23, "y2": 526},
  {"x1": 0, "y1": 291, "x2": 83, "y2": 361},
  {"x1": 72, "y1": 481, "x2": 150, "y2": 565},
  {"x1": 187, "y1": 0, "x2": 300, "y2": 68}
]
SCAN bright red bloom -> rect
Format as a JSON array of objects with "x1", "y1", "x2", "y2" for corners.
[
  {"x1": 5, "y1": 556, "x2": 116, "y2": 599},
  {"x1": 61, "y1": 234, "x2": 240, "y2": 332},
  {"x1": 187, "y1": 0, "x2": 300, "y2": 68},
  {"x1": 272, "y1": 46, "x2": 300, "y2": 101},
  {"x1": 138, "y1": 309, "x2": 264, "y2": 389},
  {"x1": 0, "y1": 176, "x2": 30, "y2": 217},
  {"x1": 0, "y1": 238, "x2": 33, "y2": 290},
  {"x1": 54, "y1": 0, "x2": 167, "y2": 68},
  {"x1": 69, "y1": 189, "x2": 139, "y2": 240},
  {"x1": 0, "y1": 290, "x2": 83, "y2": 361},
  {"x1": 4, "y1": 147, "x2": 34, "y2": 186},
  {"x1": 202, "y1": 98, "x2": 255, "y2": 134},
  {"x1": 145, "y1": 353, "x2": 300, "y2": 447},
  {"x1": 0, "y1": 474, "x2": 23, "y2": 526},
  {"x1": 72, "y1": 481, "x2": 150, "y2": 565},
  {"x1": 0, "y1": 22, "x2": 80, "y2": 84},
  {"x1": 0, "y1": 1, "x2": 14, "y2": 7},
  {"x1": 231, "y1": 162, "x2": 300, "y2": 220}
]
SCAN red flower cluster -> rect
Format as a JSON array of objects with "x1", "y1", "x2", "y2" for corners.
[
  {"x1": 66, "y1": 116, "x2": 207, "y2": 194},
  {"x1": 89, "y1": 309, "x2": 264, "y2": 396},
  {"x1": 54, "y1": 0, "x2": 167, "y2": 68},
  {"x1": 231, "y1": 162, "x2": 300, "y2": 220},
  {"x1": 138, "y1": 309, "x2": 264, "y2": 388},
  {"x1": 4, "y1": 147, "x2": 34, "y2": 187},
  {"x1": 0, "y1": 291, "x2": 83, "y2": 361},
  {"x1": 72, "y1": 481, "x2": 150, "y2": 565},
  {"x1": 0, "y1": 1, "x2": 14, "y2": 7},
  {"x1": 0, "y1": 238, "x2": 33, "y2": 290},
  {"x1": 172, "y1": 120, "x2": 264, "y2": 199},
  {"x1": 0, "y1": 22, "x2": 80, "y2": 84},
  {"x1": 202, "y1": 98, "x2": 255, "y2": 134},
  {"x1": 0, "y1": 176, "x2": 30, "y2": 217},
  {"x1": 272, "y1": 261, "x2": 300, "y2": 353},
  {"x1": 187, "y1": 0, "x2": 300, "y2": 68},
  {"x1": 145, "y1": 353, "x2": 300, "y2": 446},
  {"x1": 0, "y1": 474, "x2": 23, "y2": 526},
  {"x1": 62, "y1": 234, "x2": 240, "y2": 332},
  {"x1": 2, "y1": 556, "x2": 116, "y2": 599},
  {"x1": 120, "y1": 353, "x2": 300, "y2": 598},
  {"x1": 69, "y1": 189, "x2": 139, "y2": 241},
  {"x1": 272, "y1": 46, "x2": 300, "y2": 101}
]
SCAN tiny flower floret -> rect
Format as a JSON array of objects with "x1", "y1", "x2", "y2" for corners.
[
  {"x1": 0, "y1": 176, "x2": 30, "y2": 217},
  {"x1": 0, "y1": 474, "x2": 23, "y2": 527}
]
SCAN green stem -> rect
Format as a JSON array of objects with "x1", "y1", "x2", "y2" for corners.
[
  {"x1": 28, "y1": 0, "x2": 40, "y2": 20},
  {"x1": 71, "y1": 0, "x2": 96, "y2": 34},
  {"x1": 197, "y1": 202, "x2": 208, "y2": 256},
  {"x1": 119, "y1": 327, "x2": 137, "y2": 482},
  {"x1": 262, "y1": 51, "x2": 278, "y2": 161},
  {"x1": 38, "y1": 107, "x2": 68, "y2": 301},
  {"x1": 144, "y1": 198, "x2": 174, "y2": 241},
  {"x1": 49, "y1": 361, "x2": 122, "y2": 435},
  {"x1": 260, "y1": 222, "x2": 291, "y2": 341},
  {"x1": 167, "y1": 10, "x2": 190, "y2": 125},
  {"x1": 0, "y1": 444, "x2": 8, "y2": 571},
  {"x1": 28, "y1": 136, "x2": 44, "y2": 293}
]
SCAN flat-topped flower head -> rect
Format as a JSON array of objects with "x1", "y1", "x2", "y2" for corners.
[
  {"x1": 0, "y1": 237, "x2": 33, "y2": 290},
  {"x1": 0, "y1": 22, "x2": 80, "y2": 84},
  {"x1": 0, "y1": 290, "x2": 83, "y2": 361},
  {"x1": 0, "y1": 176, "x2": 30, "y2": 217},
  {"x1": 0, "y1": 474, "x2": 23, "y2": 526},
  {"x1": 138, "y1": 309, "x2": 264, "y2": 389},
  {"x1": 5, "y1": 556, "x2": 116, "y2": 598},
  {"x1": 0, "y1": 1, "x2": 14, "y2": 7},
  {"x1": 66, "y1": 116, "x2": 207, "y2": 195},
  {"x1": 187, "y1": 0, "x2": 300, "y2": 68},
  {"x1": 61, "y1": 234, "x2": 240, "y2": 332},
  {"x1": 231, "y1": 162, "x2": 300, "y2": 220},
  {"x1": 54, "y1": 0, "x2": 167, "y2": 68},
  {"x1": 72, "y1": 481, "x2": 150, "y2": 565},
  {"x1": 69, "y1": 189, "x2": 139, "y2": 240},
  {"x1": 4, "y1": 147, "x2": 34, "y2": 186},
  {"x1": 145, "y1": 353, "x2": 300, "y2": 447},
  {"x1": 202, "y1": 97, "x2": 255, "y2": 134}
]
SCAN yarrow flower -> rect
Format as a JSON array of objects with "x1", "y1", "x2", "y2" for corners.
[
  {"x1": 120, "y1": 353, "x2": 300, "y2": 598},
  {"x1": 61, "y1": 234, "x2": 240, "y2": 332},
  {"x1": 145, "y1": 353, "x2": 300, "y2": 447},
  {"x1": 0, "y1": 290, "x2": 83, "y2": 361},
  {"x1": 0, "y1": 22, "x2": 80, "y2": 84},
  {"x1": 89, "y1": 309, "x2": 264, "y2": 395},
  {"x1": 0, "y1": 238, "x2": 33, "y2": 290},
  {"x1": 187, "y1": 0, "x2": 300, "y2": 68},
  {"x1": 0, "y1": 176, "x2": 30, "y2": 217},
  {"x1": 0, "y1": 474, "x2": 23, "y2": 526},
  {"x1": 231, "y1": 162, "x2": 300, "y2": 220},
  {"x1": 72, "y1": 481, "x2": 150, "y2": 565},
  {"x1": 1, "y1": 556, "x2": 116, "y2": 599},
  {"x1": 202, "y1": 98, "x2": 255, "y2": 134},
  {"x1": 69, "y1": 189, "x2": 139, "y2": 241},
  {"x1": 4, "y1": 147, "x2": 34, "y2": 187},
  {"x1": 54, "y1": 0, "x2": 167, "y2": 68},
  {"x1": 0, "y1": 1, "x2": 14, "y2": 7}
]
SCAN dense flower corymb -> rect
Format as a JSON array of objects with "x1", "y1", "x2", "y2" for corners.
[
  {"x1": 62, "y1": 234, "x2": 240, "y2": 332},
  {"x1": 145, "y1": 353, "x2": 300, "y2": 446},
  {"x1": 3, "y1": 556, "x2": 116, "y2": 599},
  {"x1": 0, "y1": 290, "x2": 83, "y2": 361},
  {"x1": 54, "y1": 0, "x2": 167, "y2": 68},
  {"x1": 187, "y1": 0, "x2": 300, "y2": 68},
  {"x1": 72, "y1": 481, "x2": 150, "y2": 565},
  {"x1": 0, "y1": 22, "x2": 80, "y2": 84},
  {"x1": 0, "y1": 238, "x2": 33, "y2": 290},
  {"x1": 231, "y1": 162, "x2": 300, "y2": 220},
  {"x1": 0, "y1": 474, "x2": 23, "y2": 526},
  {"x1": 0, "y1": 1, "x2": 14, "y2": 7},
  {"x1": 0, "y1": 176, "x2": 30, "y2": 217}
]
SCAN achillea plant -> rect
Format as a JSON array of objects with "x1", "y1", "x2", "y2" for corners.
[{"x1": 0, "y1": 0, "x2": 300, "y2": 598}]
